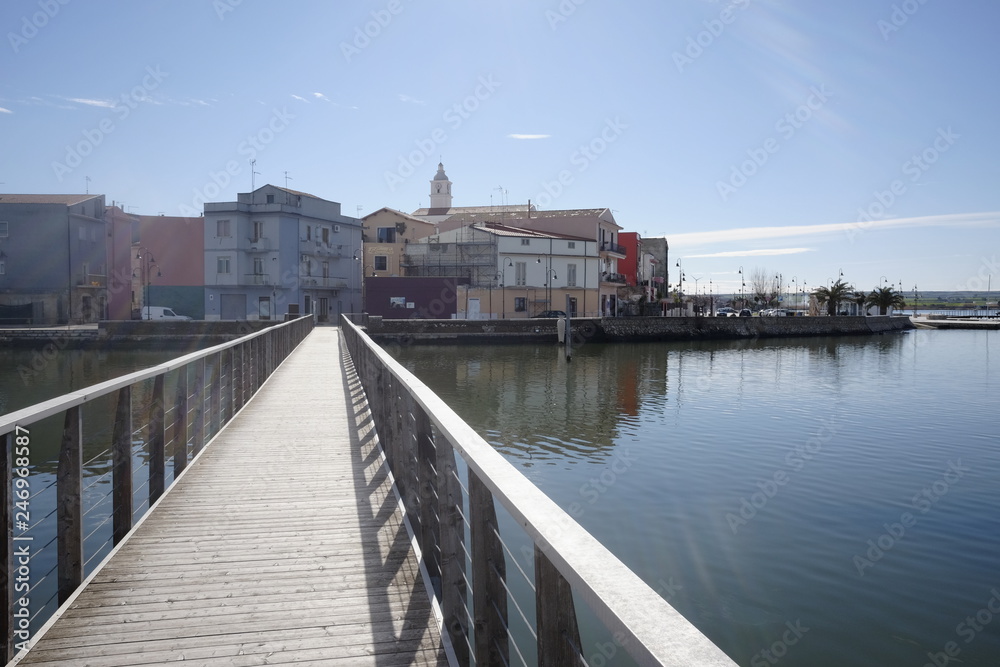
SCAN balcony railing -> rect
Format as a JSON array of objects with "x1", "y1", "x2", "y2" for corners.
[
  {"x1": 243, "y1": 273, "x2": 272, "y2": 286},
  {"x1": 602, "y1": 271, "x2": 627, "y2": 284},
  {"x1": 601, "y1": 241, "x2": 626, "y2": 256},
  {"x1": 76, "y1": 274, "x2": 107, "y2": 287}
]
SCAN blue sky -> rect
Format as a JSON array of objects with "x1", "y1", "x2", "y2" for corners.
[{"x1": 2, "y1": 0, "x2": 998, "y2": 293}]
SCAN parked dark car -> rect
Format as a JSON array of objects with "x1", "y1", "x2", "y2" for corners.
[
  {"x1": 739, "y1": 309, "x2": 752, "y2": 317},
  {"x1": 532, "y1": 310, "x2": 568, "y2": 318}
]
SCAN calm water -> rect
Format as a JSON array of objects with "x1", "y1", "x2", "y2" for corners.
[
  {"x1": 0, "y1": 345, "x2": 201, "y2": 631},
  {"x1": 390, "y1": 330, "x2": 1000, "y2": 667}
]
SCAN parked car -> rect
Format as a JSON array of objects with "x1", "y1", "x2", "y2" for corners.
[
  {"x1": 141, "y1": 306, "x2": 191, "y2": 321},
  {"x1": 739, "y1": 309, "x2": 752, "y2": 317},
  {"x1": 532, "y1": 310, "x2": 568, "y2": 318},
  {"x1": 716, "y1": 307, "x2": 735, "y2": 317}
]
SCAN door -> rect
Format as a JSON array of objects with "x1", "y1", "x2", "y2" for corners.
[
  {"x1": 221, "y1": 294, "x2": 246, "y2": 320},
  {"x1": 468, "y1": 298, "x2": 480, "y2": 320},
  {"x1": 318, "y1": 297, "x2": 329, "y2": 322},
  {"x1": 258, "y1": 296, "x2": 271, "y2": 321}
]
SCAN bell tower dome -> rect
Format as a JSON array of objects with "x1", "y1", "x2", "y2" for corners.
[{"x1": 429, "y1": 162, "x2": 453, "y2": 209}]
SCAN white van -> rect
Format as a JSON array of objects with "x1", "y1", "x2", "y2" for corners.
[{"x1": 141, "y1": 306, "x2": 191, "y2": 321}]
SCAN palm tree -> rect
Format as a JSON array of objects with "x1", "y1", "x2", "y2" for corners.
[
  {"x1": 813, "y1": 279, "x2": 854, "y2": 316},
  {"x1": 851, "y1": 291, "x2": 867, "y2": 316},
  {"x1": 865, "y1": 286, "x2": 906, "y2": 315}
]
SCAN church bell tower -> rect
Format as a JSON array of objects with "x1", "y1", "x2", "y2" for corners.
[{"x1": 429, "y1": 162, "x2": 453, "y2": 209}]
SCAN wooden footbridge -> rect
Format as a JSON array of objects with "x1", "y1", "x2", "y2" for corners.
[{"x1": 1, "y1": 316, "x2": 737, "y2": 666}]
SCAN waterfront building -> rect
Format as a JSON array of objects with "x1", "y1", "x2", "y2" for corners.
[
  {"x1": 0, "y1": 194, "x2": 108, "y2": 324},
  {"x1": 104, "y1": 204, "x2": 139, "y2": 321},
  {"x1": 134, "y1": 213, "x2": 205, "y2": 319},
  {"x1": 360, "y1": 207, "x2": 436, "y2": 277},
  {"x1": 203, "y1": 185, "x2": 362, "y2": 322}
]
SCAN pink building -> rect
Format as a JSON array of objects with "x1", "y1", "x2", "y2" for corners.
[{"x1": 133, "y1": 215, "x2": 205, "y2": 319}]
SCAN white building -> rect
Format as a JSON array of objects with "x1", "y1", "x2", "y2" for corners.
[{"x1": 204, "y1": 185, "x2": 362, "y2": 322}]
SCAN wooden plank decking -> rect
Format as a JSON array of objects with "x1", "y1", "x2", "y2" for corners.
[{"x1": 11, "y1": 327, "x2": 451, "y2": 666}]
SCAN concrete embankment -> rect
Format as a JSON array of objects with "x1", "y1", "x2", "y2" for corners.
[
  {"x1": 363, "y1": 315, "x2": 914, "y2": 344},
  {"x1": 0, "y1": 320, "x2": 277, "y2": 349}
]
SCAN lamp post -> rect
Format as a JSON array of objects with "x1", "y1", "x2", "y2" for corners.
[
  {"x1": 676, "y1": 259, "x2": 684, "y2": 315},
  {"x1": 501, "y1": 257, "x2": 513, "y2": 319},
  {"x1": 134, "y1": 247, "x2": 159, "y2": 319},
  {"x1": 738, "y1": 265, "x2": 744, "y2": 308},
  {"x1": 546, "y1": 268, "x2": 558, "y2": 313},
  {"x1": 913, "y1": 284, "x2": 919, "y2": 317},
  {"x1": 791, "y1": 276, "x2": 798, "y2": 312}
]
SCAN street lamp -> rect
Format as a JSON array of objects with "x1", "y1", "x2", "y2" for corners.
[
  {"x1": 738, "y1": 265, "x2": 744, "y2": 306},
  {"x1": 501, "y1": 257, "x2": 513, "y2": 319},
  {"x1": 545, "y1": 268, "x2": 558, "y2": 313},
  {"x1": 134, "y1": 247, "x2": 160, "y2": 319},
  {"x1": 913, "y1": 284, "x2": 919, "y2": 317},
  {"x1": 791, "y1": 276, "x2": 798, "y2": 312},
  {"x1": 676, "y1": 259, "x2": 684, "y2": 314}
]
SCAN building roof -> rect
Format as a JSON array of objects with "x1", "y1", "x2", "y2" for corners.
[
  {"x1": 472, "y1": 222, "x2": 591, "y2": 241},
  {"x1": 0, "y1": 194, "x2": 102, "y2": 205},
  {"x1": 433, "y1": 162, "x2": 450, "y2": 181},
  {"x1": 361, "y1": 207, "x2": 435, "y2": 226},
  {"x1": 411, "y1": 204, "x2": 533, "y2": 218},
  {"x1": 439, "y1": 207, "x2": 614, "y2": 226}
]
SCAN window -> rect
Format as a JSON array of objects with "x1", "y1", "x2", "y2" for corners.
[
  {"x1": 514, "y1": 297, "x2": 526, "y2": 312},
  {"x1": 374, "y1": 255, "x2": 388, "y2": 271},
  {"x1": 0, "y1": 259, "x2": 6, "y2": 275},
  {"x1": 217, "y1": 219, "x2": 231, "y2": 237},
  {"x1": 376, "y1": 227, "x2": 396, "y2": 243},
  {"x1": 520, "y1": 238, "x2": 530, "y2": 246},
  {"x1": 266, "y1": 194, "x2": 275, "y2": 204},
  {"x1": 252, "y1": 220, "x2": 265, "y2": 242},
  {"x1": 568, "y1": 242, "x2": 576, "y2": 249},
  {"x1": 322, "y1": 227, "x2": 330, "y2": 245},
  {"x1": 515, "y1": 261, "x2": 527, "y2": 286},
  {"x1": 322, "y1": 262, "x2": 329, "y2": 278},
  {"x1": 306, "y1": 226, "x2": 311, "y2": 241},
  {"x1": 217, "y1": 256, "x2": 231, "y2": 274},
  {"x1": 0, "y1": 221, "x2": 8, "y2": 237},
  {"x1": 253, "y1": 257, "x2": 264, "y2": 275},
  {"x1": 567, "y1": 263, "x2": 577, "y2": 287}
]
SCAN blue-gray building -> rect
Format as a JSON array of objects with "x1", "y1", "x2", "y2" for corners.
[
  {"x1": 0, "y1": 194, "x2": 108, "y2": 324},
  {"x1": 203, "y1": 185, "x2": 362, "y2": 322}
]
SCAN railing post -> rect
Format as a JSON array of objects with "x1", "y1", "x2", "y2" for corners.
[
  {"x1": 415, "y1": 404, "x2": 439, "y2": 586},
  {"x1": 172, "y1": 366, "x2": 188, "y2": 478},
  {"x1": 226, "y1": 347, "x2": 235, "y2": 422},
  {"x1": 470, "y1": 469, "x2": 509, "y2": 666},
  {"x1": 148, "y1": 375, "x2": 165, "y2": 506},
  {"x1": 210, "y1": 352, "x2": 222, "y2": 438},
  {"x1": 233, "y1": 343, "x2": 245, "y2": 412},
  {"x1": 438, "y1": 437, "x2": 469, "y2": 667},
  {"x1": 2, "y1": 432, "x2": 14, "y2": 663},
  {"x1": 397, "y1": 394, "x2": 419, "y2": 536},
  {"x1": 57, "y1": 407, "x2": 83, "y2": 604},
  {"x1": 535, "y1": 545, "x2": 582, "y2": 666},
  {"x1": 191, "y1": 359, "x2": 205, "y2": 456},
  {"x1": 112, "y1": 386, "x2": 133, "y2": 544}
]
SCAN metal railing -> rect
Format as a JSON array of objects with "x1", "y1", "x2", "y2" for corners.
[
  {"x1": 0, "y1": 315, "x2": 314, "y2": 661},
  {"x1": 341, "y1": 315, "x2": 737, "y2": 667}
]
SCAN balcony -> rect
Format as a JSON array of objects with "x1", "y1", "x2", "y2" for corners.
[
  {"x1": 77, "y1": 273, "x2": 107, "y2": 287},
  {"x1": 601, "y1": 271, "x2": 627, "y2": 284},
  {"x1": 600, "y1": 241, "x2": 626, "y2": 257},
  {"x1": 300, "y1": 276, "x2": 350, "y2": 289},
  {"x1": 247, "y1": 236, "x2": 271, "y2": 252},
  {"x1": 244, "y1": 273, "x2": 272, "y2": 286}
]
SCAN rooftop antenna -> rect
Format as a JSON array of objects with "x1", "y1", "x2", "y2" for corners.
[
  {"x1": 356, "y1": 205, "x2": 363, "y2": 218},
  {"x1": 85, "y1": 176, "x2": 91, "y2": 194},
  {"x1": 250, "y1": 159, "x2": 260, "y2": 205},
  {"x1": 284, "y1": 170, "x2": 292, "y2": 189}
]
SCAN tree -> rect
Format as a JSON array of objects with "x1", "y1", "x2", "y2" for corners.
[
  {"x1": 749, "y1": 267, "x2": 780, "y2": 309},
  {"x1": 813, "y1": 279, "x2": 854, "y2": 316},
  {"x1": 851, "y1": 291, "x2": 867, "y2": 316},
  {"x1": 865, "y1": 286, "x2": 906, "y2": 315}
]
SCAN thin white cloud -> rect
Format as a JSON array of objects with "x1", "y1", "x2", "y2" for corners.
[
  {"x1": 313, "y1": 92, "x2": 330, "y2": 102},
  {"x1": 67, "y1": 97, "x2": 116, "y2": 108},
  {"x1": 0, "y1": 107, "x2": 12, "y2": 114},
  {"x1": 508, "y1": 134, "x2": 551, "y2": 140},
  {"x1": 686, "y1": 248, "x2": 814, "y2": 258},
  {"x1": 291, "y1": 94, "x2": 309, "y2": 103},
  {"x1": 398, "y1": 93, "x2": 426, "y2": 105},
  {"x1": 667, "y1": 212, "x2": 1000, "y2": 248}
]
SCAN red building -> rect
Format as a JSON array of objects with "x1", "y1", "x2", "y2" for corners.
[
  {"x1": 133, "y1": 214, "x2": 205, "y2": 319},
  {"x1": 619, "y1": 232, "x2": 642, "y2": 287}
]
